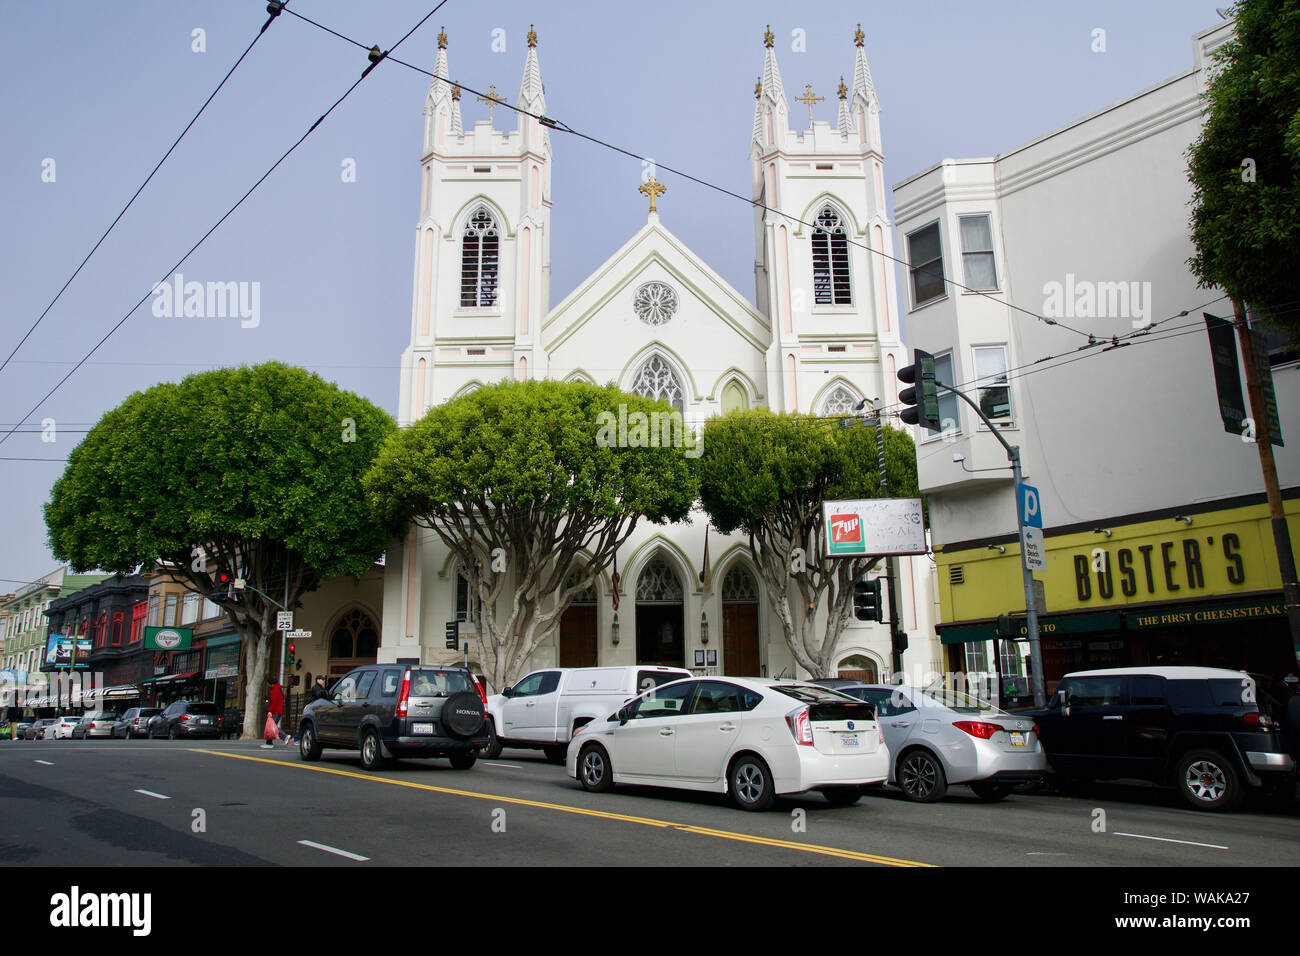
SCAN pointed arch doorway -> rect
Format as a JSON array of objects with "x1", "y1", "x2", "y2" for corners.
[
  {"x1": 722, "y1": 565, "x2": 761, "y2": 676},
  {"x1": 635, "y1": 557, "x2": 684, "y2": 668},
  {"x1": 559, "y1": 572, "x2": 598, "y2": 668}
]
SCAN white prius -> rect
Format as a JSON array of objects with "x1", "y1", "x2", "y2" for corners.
[{"x1": 566, "y1": 677, "x2": 889, "y2": 810}]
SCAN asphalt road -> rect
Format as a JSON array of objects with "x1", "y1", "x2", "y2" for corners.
[{"x1": 2, "y1": 737, "x2": 1296, "y2": 867}]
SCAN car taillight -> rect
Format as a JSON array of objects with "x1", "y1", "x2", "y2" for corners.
[
  {"x1": 397, "y1": 669, "x2": 411, "y2": 717},
  {"x1": 785, "y1": 706, "x2": 813, "y2": 746},
  {"x1": 473, "y1": 675, "x2": 487, "y2": 707},
  {"x1": 179, "y1": 714, "x2": 190, "y2": 722},
  {"x1": 953, "y1": 721, "x2": 1002, "y2": 740},
  {"x1": 1243, "y1": 712, "x2": 1276, "y2": 729}
]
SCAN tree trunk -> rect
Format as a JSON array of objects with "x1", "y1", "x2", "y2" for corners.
[{"x1": 239, "y1": 609, "x2": 273, "y2": 739}]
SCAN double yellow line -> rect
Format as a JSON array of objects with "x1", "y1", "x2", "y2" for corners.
[{"x1": 193, "y1": 749, "x2": 935, "y2": 867}]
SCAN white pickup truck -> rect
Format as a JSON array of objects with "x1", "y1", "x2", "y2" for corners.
[{"x1": 484, "y1": 665, "x2": 692, "y2": 761}]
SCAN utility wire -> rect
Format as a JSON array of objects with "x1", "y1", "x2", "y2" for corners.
[
  {"x1": 0, "y1": 1, "x2": 291, "y2": 378},
  {"x1": 0, "y1": 3, "x2": 449, "y2": 452}
]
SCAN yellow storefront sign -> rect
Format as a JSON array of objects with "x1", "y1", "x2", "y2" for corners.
[{"x1": 936, "y1": 499, "x2": 1299, "y2": 624}]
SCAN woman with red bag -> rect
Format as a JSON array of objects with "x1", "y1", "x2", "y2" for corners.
[{"x1": 261, "y1": 676, "x2": 289, "y2": 749}]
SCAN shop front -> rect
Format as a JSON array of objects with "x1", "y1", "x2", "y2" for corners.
[
  {"x1": 935, "y1": 497, "x2": 1299, "y2": 700},
  {"x1": 200, "y1": 633, "x2": 241, "y2": 708}
]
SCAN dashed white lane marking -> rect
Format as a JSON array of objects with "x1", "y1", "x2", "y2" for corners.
[
  {"x1": 480, "y1": 763, "x2": 525, "y2": 769},
  {"x1": 134, "y1": 789, "x2": 171, "y2": 800},
  {"x1": 34, "y1": 760, "x2": 53, "y2": 766},
  {"x1": 298, "y1": 840, "x2": 369, "y2": 862},
  {"x1": 1027, "y1": 852, "x2": 1066, "y2": 856},
  {"x1": 1115, "y1": 832, "x2": 1228, "y2": 850}
]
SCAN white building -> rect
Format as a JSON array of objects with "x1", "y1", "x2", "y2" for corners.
[
  {"x1": 379, "y1": 25, "x2": 940, "y2": 687},
  {"x1": 892, "y1": 18, "x2": 1300, "y2": 694}
]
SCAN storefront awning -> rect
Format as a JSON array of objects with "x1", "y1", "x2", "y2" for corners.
[
  {"x1": 939, "y1": 611, "x2": 1124, "y2": 645},
  {"x1": 140, "y1": 671, "x2": 200, "y2": 687},
  {"x1": 1125, "y1": 598, "x2": 1287, "y2": 630}
]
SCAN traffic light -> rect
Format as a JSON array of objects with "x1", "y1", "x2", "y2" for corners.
[
  {"x1": 285, "y1": 642, "x2": 296, "y2": 668},
  {"x1": 211, "y1": 571, "x2": 238, "y2": 605},
  {"x1": 288, "y1": 674, "x2": 300, "y2": 688},
  {"x1": 898, "y1": 348, "x2": 941, "y2": 431},
  {"x1": 853, "y1": 578, "x2": 884, "y2": 622}
]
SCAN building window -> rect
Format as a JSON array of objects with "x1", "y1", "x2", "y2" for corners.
[
  {"x1": 907, "y1": 221, "x2": 945, "y2": 306},
  {"x1": 631, "y1": 354, "x2": 685, "y2": 413},
  {"x1": 148, "y1": 595, "x2": 160, "y2": 627},
  {"x1": 163, "y1": 594, "x2": 179, "y2": 627},
  {"x1": 720, "y1": 380, "x2": 749, "y2": 414},
  {"x1": 959, "y1": 214, "x2": 997, "y2": 291},
  {"x1": 633, "y1": 281, "x2": 679, "y2": 326},
  {"x1": 811, "y1": 205, "x2": 851, "y2": 305},
  {"x1": 329, "y1": 608, "x2": 380, "y2": 661},
  {"x1": 203, "y1": 597, "x2": 220, "y2": 619},
  {"x1": 181, "y1": 592, "x2": 200, "y2": 626},
  {"x1": 933, "y1": 351, "x2": 960, "y2": 435},
  {"x1": 821, "y1": 383, "x2": 863, "y2": 417},
  {"x1": 455, "y1": 571, "x2": 480, "y2": 623},
  {"x1": 972, "y1": 345, "x2": 1012, "y2": 423},
  {"x1": 111, "y1": 612, "x2": 124, "y2": 647},
  {"x1": 131, "y1": 602, "x2": 147, "y2": 643},
  {"x1": 460, "y1": 208, "x2": 500, "y2": 307}
]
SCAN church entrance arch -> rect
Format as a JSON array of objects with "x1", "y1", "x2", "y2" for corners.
[
  {"x1": 721, "y1": 564, "x2": 761, "y2": 676},
  {"x1": 634, "y1": 556, "x2": 684, "y2": 668},
  {"x1": 559, "y1": 571, "x2": 598, "y2": 668}
]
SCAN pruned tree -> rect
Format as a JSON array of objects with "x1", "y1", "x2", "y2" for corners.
[
  {"x1": 44, "y1": 362, "x2": 401, "y2": 738},
  {"x1": 698, "y1": 409, "x2": 919, "y2": 678},
  {"x1": 365, "y1": 379, "x2": 697, "y2": 690}
]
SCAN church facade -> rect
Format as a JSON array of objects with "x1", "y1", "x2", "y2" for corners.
[{"x1": 378, "y1": 25, "x2": 941, "y2": 688}]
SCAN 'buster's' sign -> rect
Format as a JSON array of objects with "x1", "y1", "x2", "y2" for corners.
[{"x1": 823, "y1": 498, "x2": 926, "y2": 557}]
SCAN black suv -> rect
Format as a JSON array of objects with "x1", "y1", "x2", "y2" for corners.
[
  {"x1": 1033, "y1": 666, "x2": 1295, "y2": 811},
  {"x1": 298, "y1": 665, "x2": 489, "y2": 771},
  {"x1": 148, "y1": 701, "x2": 222, "y2": 739}
]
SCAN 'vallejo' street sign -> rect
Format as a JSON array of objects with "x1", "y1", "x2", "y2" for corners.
[{"x1": 1017, "y1": 483, "x2": 1046, "y2": 573}]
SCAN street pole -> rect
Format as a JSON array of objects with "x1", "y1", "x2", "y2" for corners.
[
  {"x1": 1233, "y1": 300, "x2": 1300, "y2": 660},
  {"x1": 869, "y1": 401, "x2": 906, "y2": 680},
  {"x1": 935, "y1": 381, "x2": 1047, "y2": 707}
]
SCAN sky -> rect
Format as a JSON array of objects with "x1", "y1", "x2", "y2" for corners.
[{"x1": 0, "y1": 0, "x2": 1229, "y2": 590}]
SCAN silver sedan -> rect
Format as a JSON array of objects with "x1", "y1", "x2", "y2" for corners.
[{"x1": 838, "y1": 684, "x2": 1046, "y2": 802}]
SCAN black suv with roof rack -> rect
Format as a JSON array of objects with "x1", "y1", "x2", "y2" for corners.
[
  {"x1": 1032, "y1": 666, "x2": 1295, "y2": 811},
  {"x1": 298, "y1": 664, "x2": 489, "y2": 771}
]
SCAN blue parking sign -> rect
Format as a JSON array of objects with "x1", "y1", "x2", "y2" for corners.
[{"x1": 1017, "y1": 483, "x2": 1046, "y2": 572}]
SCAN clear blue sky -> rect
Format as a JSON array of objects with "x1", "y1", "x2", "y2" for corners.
[{"x1": 0, "y1": 0, "x2": 1227, "y2": 588}]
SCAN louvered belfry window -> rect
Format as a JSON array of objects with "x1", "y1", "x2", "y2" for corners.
[
  {"x1": 811, "y1": 205, "x2": 851, "y2": 305},
  {"x1": 460, "y1": 208, "x2": 500, "y2": 307}
]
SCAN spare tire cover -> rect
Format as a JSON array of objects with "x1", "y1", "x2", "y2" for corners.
[{"x1": 441, "y1": 691, "x2": 486, "y2": 739}]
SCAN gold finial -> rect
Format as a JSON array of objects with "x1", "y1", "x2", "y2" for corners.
[
  {"x1": 755, "y1": 76, "x2": 762, "y2": 99},
  {"x1": 438, "y1": 26, "x2": 447, "y2": 50},
  {"x1": 837, "y1": 76, "x2": 847, "y2": 100},
  {"x1": 638, "y1": 176, "x2": 666, "y2": 214},
  {"x1": 763, "y1": 24, "x2": 774, "y2": 49},
  {"x1": 452, "y1": 83, "x2": 461, "y2": 102},
  {"x1": 854, "y1": 23, "x2": 864, "y2": 48},
  {"x1": 794, "y1": 83, "x2": 824, "y2": 125},
  {"x1": 527, "y1": 24, "x2": 537, "y2": 48},
  {"x1": 476, "y1": 83, "x2": 506, "y2": 122}
]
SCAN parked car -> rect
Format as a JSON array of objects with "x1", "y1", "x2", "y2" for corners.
[
  {"x1": 568, "y1": 677, "x2": 888, "y2": 811},
  {"x1": 485, "y1": 665, "x2": 693, "y2": 762},
  {"x1": 50, "y1": 716, "x2": 81, "y2": 739},
  {"x1": 25, "y1": 718, "x2": 58, "y2": 740},
  {"x1": 13, "y1": 719, "x2": 35, "y2": 739},
  {"x1": 112, "y1": 707, "x2": 161, "y2": 739},
  {"x1": 298, "y1": 664, "x2": 489, "y2": 771},
  {"x1": 834, "y1": 683, "x2": 1046, "y2": 802},
  {"x1": 148, "y1": 701, "x2": 222, "y2": 739},
  {"x1": 1031, "y1": 666, "x2": 1295, "y2": 812},
  {"x1": 71, "y1": 711, "x2": 119, "y2": 739}
]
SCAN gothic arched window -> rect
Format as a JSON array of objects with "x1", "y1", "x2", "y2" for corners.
[
  {"x1": 631, "y1": 354, "x2": 685, "y2": 412},
  {"x1": 811, "y1": 205, "x2": 852, "y2": 305},
  {"x1": 460, "y1": 208, "x2": 500, "y2": 307},
  {"x1": 821, "y1": 383, "x2": 862, "y2": 417},
  {"x1": 329, "y1": 607, "x2": 380, "y2": 660}
]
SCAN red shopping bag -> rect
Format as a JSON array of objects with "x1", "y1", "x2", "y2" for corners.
[{"x1": 264, "y1": 713, "x2": 278, "y2": 741}]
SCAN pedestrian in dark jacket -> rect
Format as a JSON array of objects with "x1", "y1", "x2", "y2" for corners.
[{"x1": 308, "y1": 676, "x2": 329, "y2": 704}]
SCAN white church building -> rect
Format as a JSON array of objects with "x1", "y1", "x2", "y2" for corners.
[{"x1": 378, "y1": 25, "x2": 941, "y2": 687}]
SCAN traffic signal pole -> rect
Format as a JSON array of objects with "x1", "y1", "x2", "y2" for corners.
[{"x1": 868, "y1": 399, "x2": 906, "y2": 678}]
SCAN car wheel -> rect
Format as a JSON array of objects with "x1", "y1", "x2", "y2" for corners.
[
  {"x1": 299, "y1": 724, "x2": 322, "y2": 761},
  {"x1": 359, "y1": 729, "x2": 387, "y2": 771},
  {"x1": 482, "y1": 719, "x2": 503, "y2": 759},
  {"x1": 578, "y1": 744, "x2": 613, "y2": 792},
  {"x1": 543, "y1": 745, "x2": 567, "y2": 764},
  {"x1": 820, "y1": 787, "x2": 862, "y2": 806},
  {"x1": 168, "y1": 727, "x2": 178, "y2": 740},
  {"x1": 897, "y1": 750, "x2": 947, "y2": 803},
  {"x1": 449, "y1": 751, "x2": 477, "y2": 770},
  {"x1": 970, "y1": 781, "x2": 1012, "y2": 802},
  {"x1": 729, "y1": 755, "x2": 775, "y2": 811},
  {"x1": 1176, "y1": 750, "x2": 1243, "y2": 812}
]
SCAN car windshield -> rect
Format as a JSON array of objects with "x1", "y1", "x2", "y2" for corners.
[
  {"x1": 409, "y1": 670, "x2": 472, "y2": 697},
  {"x1": 771, "y1": 684, "x2": 857, "y2": 703}
]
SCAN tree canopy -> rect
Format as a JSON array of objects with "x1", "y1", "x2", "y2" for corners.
[
  {"x1": 1187, "y1": 0, "x2": 1300, "y2": 341},
  {"x1": 698, "y1": 409, "x2": 919, "y2": 677},
  {"x1": 366, "y1": 378, "x2": 698, "y2": 689},
  {"x1": 45, "y1": 362, "x2": 400, "y2": 736}
]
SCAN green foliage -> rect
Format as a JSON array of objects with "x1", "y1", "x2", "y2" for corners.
[
  {"x1": 1187, "y1": 0, "x2": 1300, "y2": 341},
  {"x1": 45, "y1": 362, "x2": 399, "y2": 577},
  {"x1": 365, "y1": 378, "x2": 697, "y2": 529},
  {"x1": 698, "y1": 409, "x2": 919, "y2": 538}
]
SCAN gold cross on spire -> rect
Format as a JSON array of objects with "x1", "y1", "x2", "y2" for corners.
[
  {"x1": 527, "y1": 24, "x2": 537, "y2": 48},
  {"x1": 452, "y1": 83, "x2": 461, "y2": 102},
  {"x1": 763, "y1": 24, "x2": 774, "y2": 48},
  {"x1": 837, "y1": 76, "x2": 847, "y2": 100},
  {"x1": 438, "y1": 26, "x2": 447, "y2": 50},
  {"x1": 755, "y1": 76, "x2": 762, "y2": 99},
  {"x1": 855, "y1": 23, "x2": 865, "y2": 48},
  {"x1": 638, "y1": 176, "x2": 666, "y2": 214},
  {"x1": 794, "y1": 83, "x2": 823, "y2": 125},
  {"x1": 476, "y1": 84, "x2": 506, "y2": 122}
]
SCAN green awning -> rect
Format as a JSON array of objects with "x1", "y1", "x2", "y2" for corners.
[
  {"x1": 939, "y1": 611, "x2": 1124, "y2": 645},
  {"x1": 1126, "y1": 598, "x2": 1286, "y2": 630},
  {"x1": 203, "y1": 632, "x2": 241, "y2": 649}
]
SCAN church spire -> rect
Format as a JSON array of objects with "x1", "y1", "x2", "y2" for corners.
[
  {"x1": 836, "y1": 76, "x2": 851, "y2": 134},
  {"x1": 849, "y1": 23, "x2": 878, "y2": 111},
  {"x1": 752, "y1": 24, "x2": 789, "y2": 148},
  {"x1": 427, "y1": 26, "x2": 453, "y2": 113},
  {"x1": 450, "y1": 83, "x2": 463, "y2": 136},
  {"x1": 516, "y1": 24, "x2": 549, "y2": 150}
]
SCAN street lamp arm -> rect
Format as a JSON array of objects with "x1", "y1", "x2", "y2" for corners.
[
  {"x1": 934, "y1": 379, "x2": 1017, "y2": 461},
  {"x1": 235, "y1": 582, "x2": 288, "y2": 611}
]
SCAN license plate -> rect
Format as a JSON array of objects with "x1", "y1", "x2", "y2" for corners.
[
  {"x1": 412, "y1": 723, "x2": 434, "y2": 735},
  {"x1": 840, "y1": 734, "x2": 859, "y2": 747},
  {"x1": 196, "y1": 719, "x2": 209, "y2": 725},
  {"x1": 1010, "y1": 732, "x2": 1025, "y2": 746}
]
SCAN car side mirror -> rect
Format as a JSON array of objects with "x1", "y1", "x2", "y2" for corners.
[
  {"x1": 332, "y1": 694, "x2": 344, "y2": 706},
  {"x1": 617, "y1": 706, "x2": 631, "y2": 725},
  {"x1": 502, "y1": 686, "x2": 513, "y2": 698}
]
